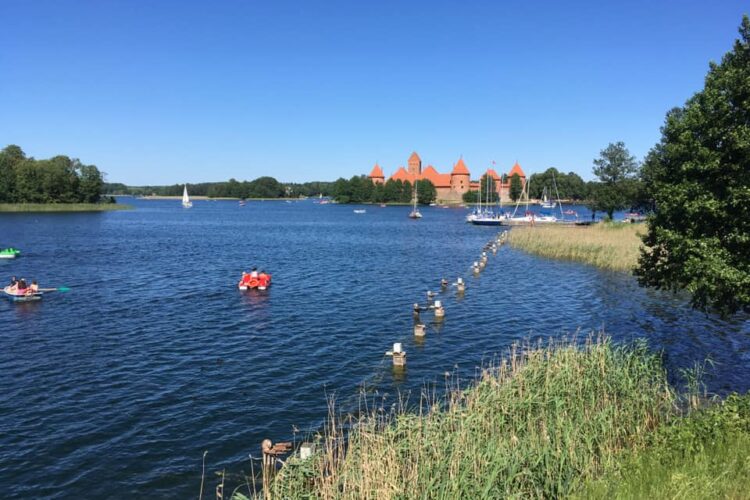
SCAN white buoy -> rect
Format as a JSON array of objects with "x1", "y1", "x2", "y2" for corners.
[
  {"x1": 414, "y1": 323, "x2": 426, "y2": 337},
  {"x1": 456, "y1": 277, "x2": 466, "y2": 292},
  {"x1": 393, "y1": 342, "x2": 403, "y2": 353},
  {"x1": 299, "y1": 442, "x2": 315, "y2": 460}
]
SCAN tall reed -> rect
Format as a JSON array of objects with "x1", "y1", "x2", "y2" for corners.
[
  {"x1": 262, "y1": 336, "x2": 674, "y2": 499},
  {"x1": 507, "y1": 223, "x2": 643, "y2": 272}
]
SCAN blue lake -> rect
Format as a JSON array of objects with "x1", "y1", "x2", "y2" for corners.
[{"x1": 1, "y1": 199, "x2": 748, "y2": 498}]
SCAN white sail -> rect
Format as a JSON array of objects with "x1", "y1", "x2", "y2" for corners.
[{"x1": 182, "y1": 184, "x2": 192, "y2": 208}]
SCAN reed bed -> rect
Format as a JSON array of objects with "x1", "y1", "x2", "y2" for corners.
[
  {"x1": 507, "y1": 223, "x2": 644, "y2": 272},
  {"x1": 0, "y1": 203, "x2": 131, "y2": 212},
  {"x1": 261, "y1": 337, "x2": 675, "y2": 499}
]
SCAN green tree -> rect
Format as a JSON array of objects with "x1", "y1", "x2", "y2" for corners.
[
  {"x1": 383, "y1": 179, "x2": 400, "y2": 202},
  {"x1": 462, "y1": 190, "x2": 478, "y2": 204},
  {"x1": 78, "y1": 164, "x2": 104, "y2": 203},
  {"x1": 400, "y1": 181, "x2": 412, "y2": 203},
  {"x1": 480, "y1": 174, "x2": 499, "y2": 203},
  {"x1": 332, "y1": 177, "x2": 351, "y2": 203},
  {"x1": 589, "y1": 141, "x2": 639, "y2": 219},
  {"x1": 417, "y1": 179, "x2": 436, "y2": 205},
  {"x1": 509, "y1": 174, "x2": 523, "y2": 202},
  {"x1": 635, "y1": 16, "x2": 750, "y2": 315}
]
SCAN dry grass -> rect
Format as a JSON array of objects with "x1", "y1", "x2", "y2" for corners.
[
  {"x1": 508, "y1": 223, "x2": 644, "y2": 272},
  {"x1": 251, "y1": 337, "x2": 675, "y2": 499}
]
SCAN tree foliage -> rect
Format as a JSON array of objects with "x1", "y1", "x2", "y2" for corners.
[
  {"x1": 0, "y1": 145, "x2": 107, "y2": 203},
  {"x1": 509, "y1": 174, "x2": 523, "y2": 202},
  {"x1": 635, "y1": 16, "x2": 750, "y2": 315},
  {"x1": 528, "y1": 168, "x2": 588, "y2": 200},
  {"x1": 587, "y1": 142, "x2": 640, "y2": 219}
]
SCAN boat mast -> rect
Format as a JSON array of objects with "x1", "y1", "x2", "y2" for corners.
[{"x1": 552, "y1": 171, "x2": 564, "y2": 220}]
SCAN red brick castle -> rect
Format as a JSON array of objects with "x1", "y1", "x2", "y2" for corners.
[{"x1": 368, "y1": 152, "x2": 526, "y2": 204}]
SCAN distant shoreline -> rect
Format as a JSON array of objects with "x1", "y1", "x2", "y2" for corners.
[{"x1": 0, "y1": 203, "x2": 132, "y2": 213}]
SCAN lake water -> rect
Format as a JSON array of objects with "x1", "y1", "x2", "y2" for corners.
[{"x1": 1, "y1": 199, "x2": 748, "y2": 499}]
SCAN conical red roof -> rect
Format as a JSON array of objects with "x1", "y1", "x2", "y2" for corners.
[
  {"x1": 408, "y1": 151, "x2": 421, "y2": 162},
  {"x1": 369, "y1": 163, "x2": 384, "y2": 178},
  {"x1": 508, "y1": 161, "x2": 525, "y2": 178},
  {"x1": 451, "y1": 158, "x2": 470, "y2": 175}
]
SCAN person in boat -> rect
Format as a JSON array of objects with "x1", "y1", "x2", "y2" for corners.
[
  {"x1": 30, "y1": 280, "x2": 39, "y2": 293},
  {"x1": 250, "y1": 267, "x2": 259, "y2": 279},
  {"x1": 239, "y1": 272, "x2": 252, "y2": 288},
  {"x1": 440, "y1": 278, "x2": 449, "y2": 289},
  {"x1": 8, "y1": 276, "x2": 17, "y2": 288},
  {"x1": 257, "y1": 270, "x2": 270, "y2": 288}
]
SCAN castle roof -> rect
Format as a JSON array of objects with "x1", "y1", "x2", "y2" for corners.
[
  {"x1": 485, "y1": 168, "x2": 501, "y2": 181},
  {"x1": 508, "y1": 162, "x2": 525, "y2": 178},
  {"x1": 390, "y1": 166, "x2": 413, "y2": 183},
  {"x1": 369, "y1": 163, "x2": 384, "y2": 178},
  {"x1": 451, "y1": 158, "x2": 470, "y2": 175},
  {"x1": 421, "y1": 165, "x2": 451, "y2": 188},
  {"x1": 408, "y1": 151, "x2": 421, "y2": 163}
]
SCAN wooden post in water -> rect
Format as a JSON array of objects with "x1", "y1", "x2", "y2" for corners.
[{"x1": 414, "y1": 323, "x2": 426, "y2": 337}]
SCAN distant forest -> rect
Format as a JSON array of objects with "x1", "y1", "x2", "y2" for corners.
[
  {"x1": 0, "y1": 145, "x2": 108, "y2": 203},
  {"x1": 105, "y1": 178, "x2": 335, "y2": 199}
]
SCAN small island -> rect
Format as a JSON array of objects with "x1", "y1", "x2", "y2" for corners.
[{"x1": 0, "y1": 145, "x2": 131, "y2": 212}]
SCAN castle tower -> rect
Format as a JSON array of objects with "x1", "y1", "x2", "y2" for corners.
[
  {"x1": 450, "y1": 157, "x2": 470, "y2": 194},
  {"x1": 368, "y1": 163, "x2": 385, "y2": 184},
  {"x1": 407, "y1": 151, "x2": 422, "y2": 176}
]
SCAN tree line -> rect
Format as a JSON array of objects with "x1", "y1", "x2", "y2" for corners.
[
  {"x1": 0, "y1": 145, "x2": 107, "y2": 203},
  {"x1": 105, "y1": 179, "x2": 336, "y2": 199},
  {"x1": 331, "y1": 176, "x2": 437, "y2": 204}
]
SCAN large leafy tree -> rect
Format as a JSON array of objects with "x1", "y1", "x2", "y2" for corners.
[
  {"x1": 509, "y1": 173, "x2": 523, "y2": 202},
  {"x1": 417, "y1": 179, "x2": 436, "y2": 205},
  {"x1": 635, "y1": 16, "x2": 750, "y2": 315},
  {"x1": 588, "y1": 142, "x2": 639, "y2": 219}
]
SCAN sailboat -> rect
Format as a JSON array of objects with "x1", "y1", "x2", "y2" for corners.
[
  {"x1": 540, "y1": 186, "x2": 556, "y2": 208},
  {"x1": 508, "y1": 177, "x2": 558, "y2": 225},
  {"x1": 470, "y1": 172, "x2": 506, "y2": 226},
  {"x1": 182, "y1": 184, "x2": 192, "y2": 208},
  {"x1": 408, "y1": 181, "x2": 422, "y2": 219}
]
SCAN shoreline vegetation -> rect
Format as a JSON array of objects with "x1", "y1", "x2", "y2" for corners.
[
  {"x1": 0, "y1": 203, "x2": 132, "y2": 212},
  {"x1": 244, "y1": 337, "x2": 749, "y2": 499},
  {"x1": 508, "y1": 222, "x2": 644, "y2": 272}
]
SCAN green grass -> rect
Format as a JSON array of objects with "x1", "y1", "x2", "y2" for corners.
[
  {"x1": 228, "y1": 337, "x2": 750, "y2": 500},
  {"x1": 0, "y1": 203, "x2": 132, "y2": 212},
  {"x1": 575, "y1": 393, "x2": 750, "y2": 499},
  {"x1": 508, "y1": 222, "x2": 644, "y2": 272},
  {"x1": 251, "y1": 337, "x2": 677, "y2": 499}
]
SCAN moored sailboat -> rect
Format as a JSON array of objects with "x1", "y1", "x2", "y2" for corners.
[
  {"x1": 182, "y1": 185, "x2": 193, "y2": 208},
  {"x1": 408, "y1": 181, "x2": 422, "y2": 219}
]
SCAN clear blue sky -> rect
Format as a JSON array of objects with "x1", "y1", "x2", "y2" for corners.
[{"x1": 1, "y1": 1, "x2": 747, "y2": 184}]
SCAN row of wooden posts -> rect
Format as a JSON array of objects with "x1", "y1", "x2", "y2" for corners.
[
  {"x1": 239, "y1": 230, "x2": 509, "y2": 499},
  {"x1": 387, "y1": 229, "x2": 508, "y2": 367}
]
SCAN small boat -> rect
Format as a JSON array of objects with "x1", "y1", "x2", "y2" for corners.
[
  {"x1": 540, "y1": 187, "x2": 556, "y2": 208},
  {"x1": 238, "y1": 273, "x2": 272, "y2": 291},
  {"x1": 380, "y1": 203, "x2": 387, "y2": 208},
  {"x1": 182, "y1": 184, "x2": 193, "y2": 208},
  {"x1": 239, "y1": 200, "x2": 246, "y2": 207},
  {"x1": 0, "y1": 248, "x2": 21, "y2": 259},
  {"x1": 3, "y1": 286, "x2": 42, "y2": 302},
  {"x1": 563, "y1": 209, "x2": 577, "y2": 215},
  {"x1": 353, "y1": 209, "x2": 366, "y2": 214}
]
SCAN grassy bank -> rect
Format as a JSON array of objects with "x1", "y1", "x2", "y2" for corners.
[
  {"x1": 260, "y1": 338, "x2": 675, "y2": 498},
  {"x1": 576, "y1": 393, "x2": 750, "y2": 499},
  {"x1": 0, "y1": 203, "x2": 132, "y2": 212},
  {"x1": 234, "y1": 337, "x2": 749, "y2": 499},
  {"x1": 508, "y1": 223, "x2": 644, "y2": 272}
]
